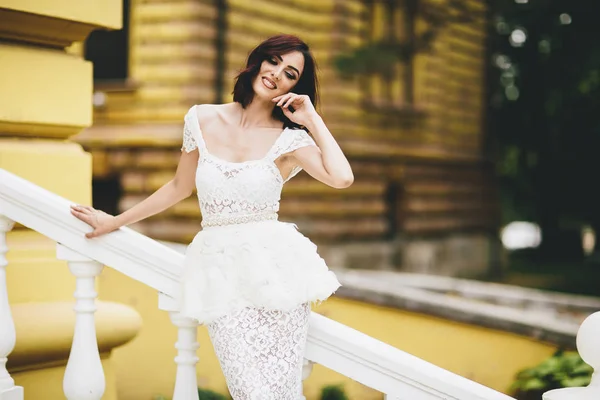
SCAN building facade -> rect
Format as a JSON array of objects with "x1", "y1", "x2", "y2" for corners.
[{"x1": 76, "y1": 0, "x2": 497, "y2": 272}]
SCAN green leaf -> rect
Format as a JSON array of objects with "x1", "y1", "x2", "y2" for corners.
[
  {"x1": 561, "y1": 376, "x2": 592, "y2": 387},
  {"x1": 522, "y1": 378, "x2": 548, "y2": 391},
  {"x1": 320, "y1": 385, "x2": 349, "y2": 400},
  {"x1": 571, "y1": 363, "x2": 594, "y2": 375}
]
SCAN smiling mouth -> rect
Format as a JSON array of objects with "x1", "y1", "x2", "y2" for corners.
[{"x1": 262, "y1": 77, "x2": 277, "y2": 90}]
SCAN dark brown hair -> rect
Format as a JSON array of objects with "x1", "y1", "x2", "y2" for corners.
[{"x1": 232, "y1": 34, "x2": 319, "y2": 129}]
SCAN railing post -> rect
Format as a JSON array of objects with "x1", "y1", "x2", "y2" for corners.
[
  {"x1": 300, "y1": 359, "x2": 315, "y2": 400},
  {"x1": 57, "y1": 244, "x2": 105, "y2": 400},
  {"x1": 543, "y1": 311, "x2": 600, "y2": 400},
  {"x1": 169, "y1": 311, "x2": 200, "y2": 400},
  {"x1": 0, "y1": 216, "x2": 23, "y2": 400}
]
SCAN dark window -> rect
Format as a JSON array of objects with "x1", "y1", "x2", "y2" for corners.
[
  {"x1": 84, "y1": 0, "x2": 130, "y2": 82},
  {"x1": 364, "y1": 0, "x2": 414, "y2": 108}
]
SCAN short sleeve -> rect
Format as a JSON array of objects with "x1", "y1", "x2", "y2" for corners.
[
  {"x1": 277, "y1": 129, "x2": 318, "y2": 183},
  {"x1": 181, "y1": 120, "x2": 197, "y2": 153},
  {"x1": 181, "y1": 106, "x2": 199, "y2": 153},
  {"x1": 287, "y1": 129, "x2": 316, "y2": 152}
]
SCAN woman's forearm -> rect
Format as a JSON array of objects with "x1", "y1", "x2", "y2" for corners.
[
  {"x1": 305, "y1": 116, "x2": 354, "y2": 186},
  {"x1": 114, "y1": 180, "x2": 191, "y2": 228}
]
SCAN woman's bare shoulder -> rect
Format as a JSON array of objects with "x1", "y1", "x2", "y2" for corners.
[{"x1": 195, "y1": 103, "x2": 239, "y2": 125}]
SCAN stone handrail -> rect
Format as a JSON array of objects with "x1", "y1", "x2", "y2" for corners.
[{"x1": 0, "y1": 167, "x2": 562, "y2": 399}]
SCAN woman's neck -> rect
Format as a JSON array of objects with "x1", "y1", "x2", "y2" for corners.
[{"x1": 238, "y1": 98, "x2": 281, "y2": 129}]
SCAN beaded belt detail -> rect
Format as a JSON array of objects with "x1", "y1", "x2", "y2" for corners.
[{"x1": 201, "y1": 213, "x2": 278, "y2": 228}]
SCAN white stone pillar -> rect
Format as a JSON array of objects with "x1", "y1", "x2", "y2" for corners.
[
  {"x1": 544, "y1": 311, "x2": 600, "y2": 400},
  {"x1": 169, "y1": 312, "x2": 199, "y2": 400},
  {"x1": 57, "y1": 244, "x2": 105, "y2": 400},
  {"x1": 0, "y1": 216, "x2": 23, "y2": 400},
  {"x1": 300, "y1": 359, "x2": 315, "y2": 400}
]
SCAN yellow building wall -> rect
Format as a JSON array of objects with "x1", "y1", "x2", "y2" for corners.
[
  {"x1": 0, "y1": 1, "x2": 126, "y2": 399},
  {"x1": 81, "y1": 0, "x2": 493, "y2": 246}
]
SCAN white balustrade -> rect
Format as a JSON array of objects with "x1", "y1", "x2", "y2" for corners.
[
  {"x1": 0, "y1": 216, "x2": 23, "y2": 400},
  {"x1": 169, "y1": 311, "x2": 200, "y2": 400},
  {"x1": 543, "y1": 311, "x2": 600, "y2": 400},
  {"x1": 300, "y1": 359, "x2": 315, "y2": 400},
  {"x1": 57, "y1": 244, "x2": 105, "y2": 400},
  {"x1": 2, "y1": 169, "x2": 524, "y2": 400}
]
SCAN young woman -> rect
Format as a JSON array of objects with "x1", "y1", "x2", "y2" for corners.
[{"x1": 71, "y1": 34, "x2": 353, "y2": 399}]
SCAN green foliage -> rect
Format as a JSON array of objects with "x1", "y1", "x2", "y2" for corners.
[
  {"x1": 489, "y1": 0, "x2": 600, "y2": 242},
  {"x1": 197, "y1": 387, "x2": 230, "y2": 400},
  {"x1": 320, "y1": 384, "x2": 349, "y2": 400},
  {"x1": 332, "y1": 0, "x2": 477, "y2": 80},
  {"x1": 152, "y1": 388, "x2": 230, "y2": 400},
  {"x1": 156, "y1": 384, "x2": 349, "y2": 400},
  {"x1": 334, "y1": 42, "x2": 404, "y2": 78},
  {"x1": 510, "y1": 350, "x2": 593, "y2": 397}
]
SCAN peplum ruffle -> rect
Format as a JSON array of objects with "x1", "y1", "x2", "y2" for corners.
[{"x1": 177, "y1": 220, "x2": 341, "y2": 324}]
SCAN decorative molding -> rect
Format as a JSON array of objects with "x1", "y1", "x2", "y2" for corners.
[
  {"x1": 0, "y1": 121, "x2": 82, "y2": 139},
  {"x1": 73, "y1": 123, "x2": 182, "y2": 149},
  {"x1": 0, "y1": 8, "x2": 99, "y2": 48},
  {"x1": 0, "y1": 1, "x2": 121, "y2": 48}
]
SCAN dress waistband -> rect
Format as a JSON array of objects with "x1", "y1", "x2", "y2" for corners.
[{"x1": 201, "y1": 212, "x2": 278, "y2": 228}]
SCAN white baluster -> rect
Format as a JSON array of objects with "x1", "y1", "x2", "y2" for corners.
[
  {"x1": 56, "y1": 244, "x2": 105, "y2": 400},
  {"x1": 300, "y1": 359, "x2": 315, "y2": 400},
  {"x1": 543, "y1": 311, "x2": 600, "y2": 400},
  {"x1": 0, "y1": 216, "x2": 23, "y2": 400},
  {"x1": 169, "y1": 311, "x2": 199, "y2": 400}
]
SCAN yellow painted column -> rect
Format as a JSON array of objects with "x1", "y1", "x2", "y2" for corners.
[{"x1": 0, "y1": 2, "x2": 123, "y2": 398}]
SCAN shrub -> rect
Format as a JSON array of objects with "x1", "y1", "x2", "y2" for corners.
[
  {"x1": 152, "y1": 387, "x2": 229, "y2": 400},
  {"x1": 198, "y1": 387, "x2": 230, "y2": 400},
  {"x1": 510, "y1": 350, "x2": 592, "y2": 400},
  {"x1": 320, "y1": 384, "x2": 349, "y2": 400}
]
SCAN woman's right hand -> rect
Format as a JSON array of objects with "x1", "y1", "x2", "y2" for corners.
[{"x1": 70, "y1": 204, "x2": 120, "y2": 238}]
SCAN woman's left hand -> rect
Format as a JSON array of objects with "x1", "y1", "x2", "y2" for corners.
[{"x1": 272, "y1": 93, "x2": 319, "y2": 126}]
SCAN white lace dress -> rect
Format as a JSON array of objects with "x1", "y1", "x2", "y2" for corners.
[{"x1": 177, "y1": 105, "x2": 341, "y2": 400}]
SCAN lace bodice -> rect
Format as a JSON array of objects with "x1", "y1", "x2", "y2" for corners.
[{"x1": 181, "y1": 105, "x2": 316, "y2": 227}]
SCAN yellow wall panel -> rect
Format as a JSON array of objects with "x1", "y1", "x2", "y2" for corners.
[
  {"x1": 0, "y1": 44, "x2": 92, "y2": 134},
  {"x1": 0, "y1": 140, "x2": 91, "y2": 203},
  {"x1": 0, "y1": 0, "x2": 122, "y2": 29}
]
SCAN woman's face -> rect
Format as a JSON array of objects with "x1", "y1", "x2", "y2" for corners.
[{"x1": 252, "y1": 50, "x2": 305, "y2": 100}]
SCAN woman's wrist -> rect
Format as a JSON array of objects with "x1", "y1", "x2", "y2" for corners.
[
  {"x1": 113, "y1": 214, "x2": 127, "y2": 229},
  {"x1": 304, "y1": 113, "x2": 324, "y2": 133}
]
